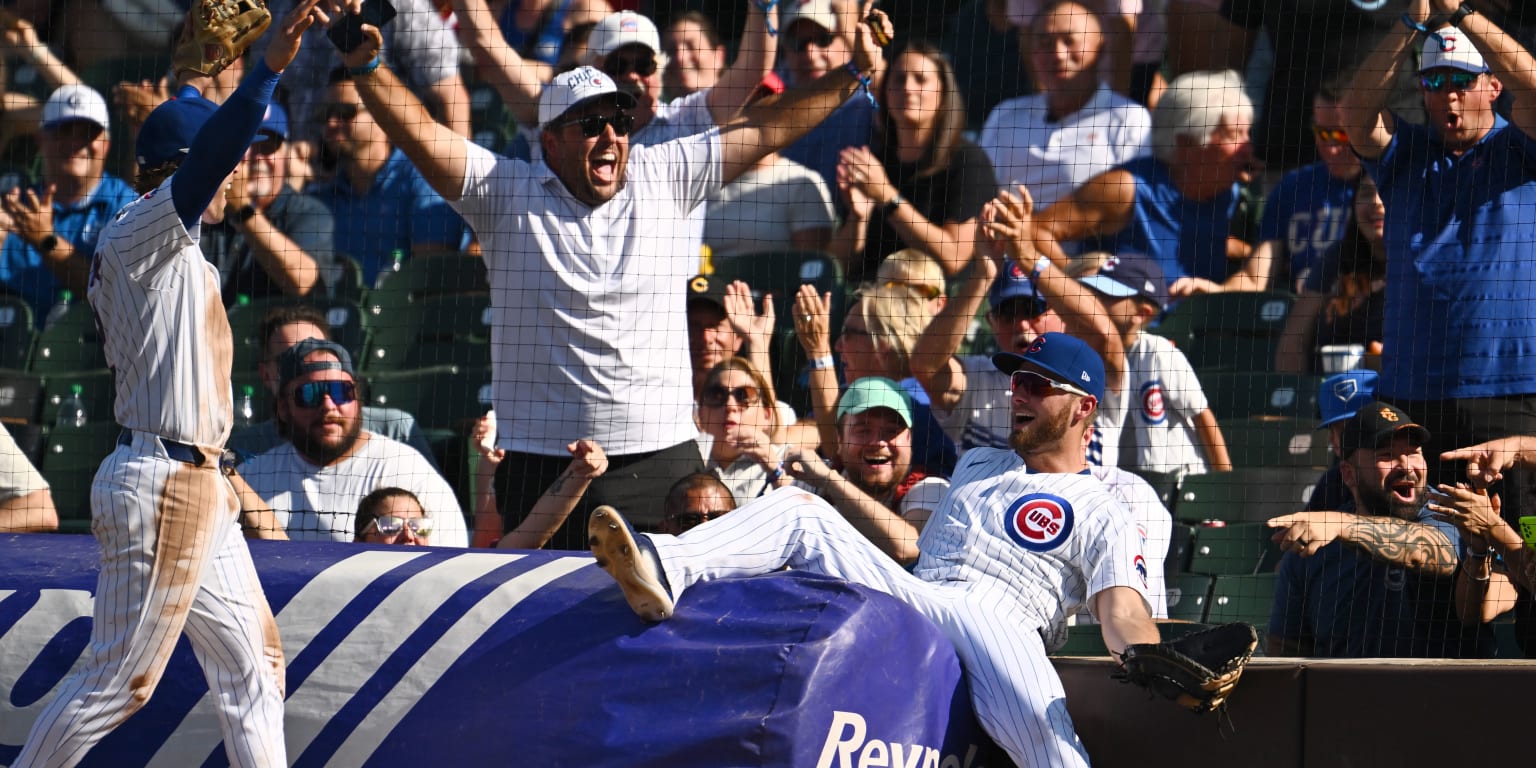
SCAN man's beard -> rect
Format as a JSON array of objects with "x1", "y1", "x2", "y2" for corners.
[
  {"x1": 1355, "y1": 471, "x2": 1426, "y2": 520},
  {"x1": 1009, "y1": 401, "x2": 1074, "y2": 456},
  {"x1": 282, "y1": 413, "x2": 362, "y2": 465}
]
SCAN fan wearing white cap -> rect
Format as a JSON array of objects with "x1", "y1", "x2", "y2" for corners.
[
  {"x1": 334, "y1": 4, "x2": 893, "y2": 548},
  {"x1": 449, "y1": 0, "x2": 775, "y2": 153},
  {"x1": 0, "y1": 84, "x2": 138, "y2": 321},
  {"x1": 1340, "y1": 1, "x2": 1536, "y2": 527}
]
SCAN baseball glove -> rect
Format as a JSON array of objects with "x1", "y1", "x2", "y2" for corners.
[
  {"x1": 1114, "y1": 622, "x2": 1258, "y2": 714},
  {"x1": 173, "y1": 0, "x2": 273, "y2": 79}
]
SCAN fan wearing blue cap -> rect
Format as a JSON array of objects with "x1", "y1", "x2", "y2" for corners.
[
  {"x1": 1343, "y1": 9, "x2": 1536, "y2": 524},
  {"x1": 0, "y1": 84, "x2": 138, "y2": 321},
  {"x1": 10, "y1": 6, "x2": 326, "y2": 767},
  {"x1": 1302, "y1": 369, "x2": 1379, "y2": 513}
]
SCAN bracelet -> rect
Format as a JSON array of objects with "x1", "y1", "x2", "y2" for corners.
[
  {"x1": 807, "y1": 355, "x2": 835, "y2": 371},
  {"x1": 1468, "y1": 546, "x2": 1495, "y2": 560},
  {"x1": 844, "y1": 61, "x2": 877, "y2": 109},
  {"x1": 1400, "y1": 13, "x2": 1432, "y2": 37},
  {"x1": 348, "y1": 55, "x2": 382, "y2": 77},
  {"x1": 880, "y1": 194, "x2": 903, "y2": 216},
  {"x1": 1030, "y1": 254, "x2": 1052, "y2": 282},
  {"x1": 754, "y1": 0, "x2": 779, "y2": 36},
  {"x1": 1448, "y1": 3, "x2": 1477, "y2": 27}
]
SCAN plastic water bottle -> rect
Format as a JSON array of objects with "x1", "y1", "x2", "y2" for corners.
[
  {"x1": 43, "y1": 289, "x2": 72, "y2": 331},
  {"x1": 233, "y1": 385, "x2": 256, "y2": 428},
  {"x1": 56, "y1": 383, "x2": 88, "y2": 429},
  {"x1": 374, "y1": 249, "x2": 406, "y2": 289}
]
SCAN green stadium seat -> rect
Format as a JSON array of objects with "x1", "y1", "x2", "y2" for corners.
[
  {"x1": 1149, "y1": 291, "x2": 1295, "y2": 371},
  {"x1": 1220, "y1": 416, "x2": 1333, "y2": 468},
  {"x1": 1205, "y1": 573, "x2": 1279, "y2": 626},
  {"x1": 365, "y1": 252, "x2": 488, "y2": 317},
  {"x1": 329, "y1": 253, "x2": 367, "y2": 303},
  {"x1": 0, "y1": 369, "x2": 43, "y2": 424},
  {"x1": 1199, "y1": 371, "x2": 1323, "y2": 421},
  {"x1": 1174, "y1": 467, "x2": 1320, "y2": 525},
  {"x1": 364, "y1": 295, "x2": 491, "y2": 372},
  {"x1": 1186, "y1": 522, "x2": 1276, "y2": 577},
  {"x1": 41, "y1": 422, "x2": 121, "y2": 531},
  {"x1": 364, "y1": 365, "x2": 493, "y2": 435},
  {"x1": 29, "y1": 302, "x2": 105, "y2": 374},
  {"x1": 1127, "y1": 467, "x2": 1181, "y2": 511},
  {"x1": 0, "y1": 296, "x2": 36, "y2": 372},
  {"x1": 39, "y1": 370, "x2": 114, "y2": 429},
  {"x1": 1167, "y1": 573, "x2": 1212, "y2": 622}
]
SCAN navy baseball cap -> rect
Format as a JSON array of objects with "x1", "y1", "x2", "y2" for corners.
[
  {"x1": 1078, "y1": 253, "x2": 1169, "y2": 310},
  {"x1": 1317, "y1": 369, "x2": 1378, "y2": 429},
  {"x1": 136, "y1": 92, "x2": 221, "y2": 167},
  {"x1": 987, "y1": 258, "x2": 1047, "y2": 316},
  {"x1": 1340, "y1": 400, "x2": 1430, "y2": 456},
  {"x1": 992, "y1": 332, "x2": 1105, "y2": 401}
]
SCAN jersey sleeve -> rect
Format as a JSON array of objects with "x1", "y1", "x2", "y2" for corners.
[
  {"x1": 454, "y1": 140, "x2": 519, "y2": 247},
  {"x1": 784, "y1": 168, "x2": 837, "y2": 234},
  {"x1": 1154, "y1": 343, "x2": 1210, "y2": 419},
  {"x1": 1082, "y1": 494, "x2": 1151, "y2": 620},
  {"x1": 900, "y1": 477, "x2": 950, "y2": 519}
]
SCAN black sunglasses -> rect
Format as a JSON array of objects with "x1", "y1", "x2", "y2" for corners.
[
  {"x1": 553, "y1": 112, "x2": 635, "y2": 138},
  {"x1": 291, "y1": 380, "x2": 358, "y2": 408},
  {"x1": 701, "y1": 384, "x2": 762, "y2": 408},
  {"x1": 250, "y1": 136, "x2": 284, "y2": 157},
  {"x1": 790, "y1": 30, "x2": 835, "y2": 52},
  {"x1": 667, "y1": 510, "x2": 729, "y2": 530},
  {"x1": 1419, "y1": 70, "x2": 1481, "y2": 93},
  {"x1": 604, "y1": 53, "x2": 658, "y2": 78}
]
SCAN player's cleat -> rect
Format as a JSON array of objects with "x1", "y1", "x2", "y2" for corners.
[{"x1": 588, "y1": 506, "x2": 674, "y2": 622}]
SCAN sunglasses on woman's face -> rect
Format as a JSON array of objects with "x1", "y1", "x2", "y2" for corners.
[
  {"x1": 701, "y1": 384, "x2": 762, "y2": 408},
  {"x1": 371, "y1": 515, "x2": 432, "y2": 537}
]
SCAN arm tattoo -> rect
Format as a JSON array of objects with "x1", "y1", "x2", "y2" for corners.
[{"x1": 1347, "y1": 518, "x2": 1458, "y2": 576}]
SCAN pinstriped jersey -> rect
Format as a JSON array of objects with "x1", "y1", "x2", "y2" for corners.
[
  {"x1": 913, "y1": 447, "x2": 1148, "y2": 647},
  {"x1": 88, "y1": 178, "x2": 233, "y2": 447}
]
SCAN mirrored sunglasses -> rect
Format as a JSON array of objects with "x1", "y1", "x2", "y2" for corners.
[
  {"x1": 1419, "y1": 71, "x2": 1481, "y2": 93},
  {"x1": 292, "y1": 380, "x2": 358, "y2": 408},
  {"x1": 1010, "y1": 370, "x2": 1086, "y2": 399},
  {"x1": 1312, "y1": 127, "x2": 1349, "y2": 146},
  {"x1": 371, "y1": 515, "x2": 432, "y2": 537}
]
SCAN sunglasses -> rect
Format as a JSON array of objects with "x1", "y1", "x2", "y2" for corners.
[
  {"x1": 553, "y1": 112, "x2": 635, "y2": 138},
  {"x1": 605, "y1": 53, "x2": 658, "y2": 78},
  {"x1": 885, "y1": 280, "x2": 943, "y2": 300},
  {"x1": 370, "y1": 515, "x2": 433, "y2": 537},
  {"x1": 250, "y1": 136, "x2": 284, "y2": 157},
  {"x1": 1312, "y1": 127, "x2": 1349, "y2": 146},
  {"x1": 701, "y1": 384, "x2": 762, "y2": 408},
  {"x1": 790, "y1": 30, "x2": 836, "y2": 52},
  {"x1": 667, "y1": 509, "x2": 730, "y2": 530},
  {"x1": 990, "y1": 297, "x2": 1048, "y2": 322},
  {"x1": 1010, "y1": 370, "x2": 1086, "y2": 399},
  {"x1": 322, "y1": 102, "x2": 367, "y2": 122},
  {"x1": 291, "y1": 380, "x2": 358, "y2": 408},
  {"x1": 1419, "y1": 71, "x2": 1482, "y2": 93}
]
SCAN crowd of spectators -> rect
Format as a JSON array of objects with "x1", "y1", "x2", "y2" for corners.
[{"x1": 1, "y1": 0, "x2": 1536, "y2": 666}]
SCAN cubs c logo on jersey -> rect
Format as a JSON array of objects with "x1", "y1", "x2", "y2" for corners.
[
  {"x1": 1139, "y1": 380, "x2": 1166, "y2": 425},
  {"x1": 1004, "y1": 493, "x2": 1075, "y2": 551}
]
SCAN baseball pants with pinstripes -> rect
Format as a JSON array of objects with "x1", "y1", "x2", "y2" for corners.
[
  {"x1": 646, "y1": 487, "x2": 1092, "y2": 768},
  {"x1": 14, "y1": 436, "x2": 286, "y2": 768}
]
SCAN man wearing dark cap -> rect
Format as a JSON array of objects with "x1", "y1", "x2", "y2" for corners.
[
  {"x1": 239, "y1": 338, "x2": 467, "y2": 546},
  {"x1": 333, "y1": 8, "x2": 894, "y2": 548},
  {"x1": 13, "y1": 6, "x2": 326, "y2": 765},
  {"x1": 590, "y1": 332, "x2": 1160, "y2": 767},
  {"x1": 1266, "y1": 400, "x2": 1490, "y2": 658},
  {"x1": 206, "y1": 101, "x2": 339, "y2": 304}
]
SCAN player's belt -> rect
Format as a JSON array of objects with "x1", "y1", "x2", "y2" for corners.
[{"x1": 117, "y1": 429, "x2": 219, "y2": 468}]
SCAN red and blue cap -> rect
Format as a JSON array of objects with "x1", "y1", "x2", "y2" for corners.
[{"x1": 992, "y1": 332, "x2": 1105, "y2": 401}]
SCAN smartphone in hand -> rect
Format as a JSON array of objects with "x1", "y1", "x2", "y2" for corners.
[{"x1": 328, "y1": 0, "x2": 397, "y2": 54}]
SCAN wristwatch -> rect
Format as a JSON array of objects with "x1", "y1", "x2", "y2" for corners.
[
  {"x1": 36, "y1": 233, "x2": 58, "y2": 253},
  {"x1": 880, "y1": 194, "x2": 903, "y2": 216},
  {"x1": 230, "y1": 204, "x2": 259, "y2": 224},
  {"x1": 1449, "y1": 3, "x2": 1477, "y2": 27}
]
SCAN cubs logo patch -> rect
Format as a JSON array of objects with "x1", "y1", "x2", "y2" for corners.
[
  {"x1": 1133, "y1": 554, "x2": 1148, "y2": 588},
  {"x1": 1004, "y1": 493, "x2": 1074, "y2": 551},
  {"x1": 1139, "y1": 380, "x2": 1166, "y2": 425}
]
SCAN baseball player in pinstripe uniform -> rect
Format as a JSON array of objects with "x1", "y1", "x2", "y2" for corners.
[
  {"x1": 13, "y1": 5, "x2": 328, "y2": 767},
  {"x1": 591, "y1": 332, "x2": 1161, "y2": 767}
]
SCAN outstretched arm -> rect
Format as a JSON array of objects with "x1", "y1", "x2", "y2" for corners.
[
  {"x1": 342, "y1": 24, "x2": 470, "y2": 202},
  {"x1": 717, "y1": 2, "x2": 890, "y2": 184},
  {"x1": 173, "y1": 0, "x2": 326, "y2": 229},
  {"x1": 451, "y1": 0, "x2": 549, "y2": 128},
  {"x1": 1097, "y1": 586, "x2": 1160, "y2": 664},
  {"x1": 1267, "y1": 511, "x2": 1458, "y2": 576},
  {"x1": 784, "y1": 445, "x2": 923, "y2": 564},
  {"x1": 1031, "y1": 170, "x2": 1137, "y2": 269},
  {"x1": 705, "y1": 0, "x2": 777, "y2": 123},
  {"x1": 910, "y1": 248, "x2": 991, "y2": 414},
  {"x1": 499, "y1": 440, "x2": 607, "y2": 549},
  {"x1": 1340, "y1": 0, "x2": 1425, "y2": 159}
]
